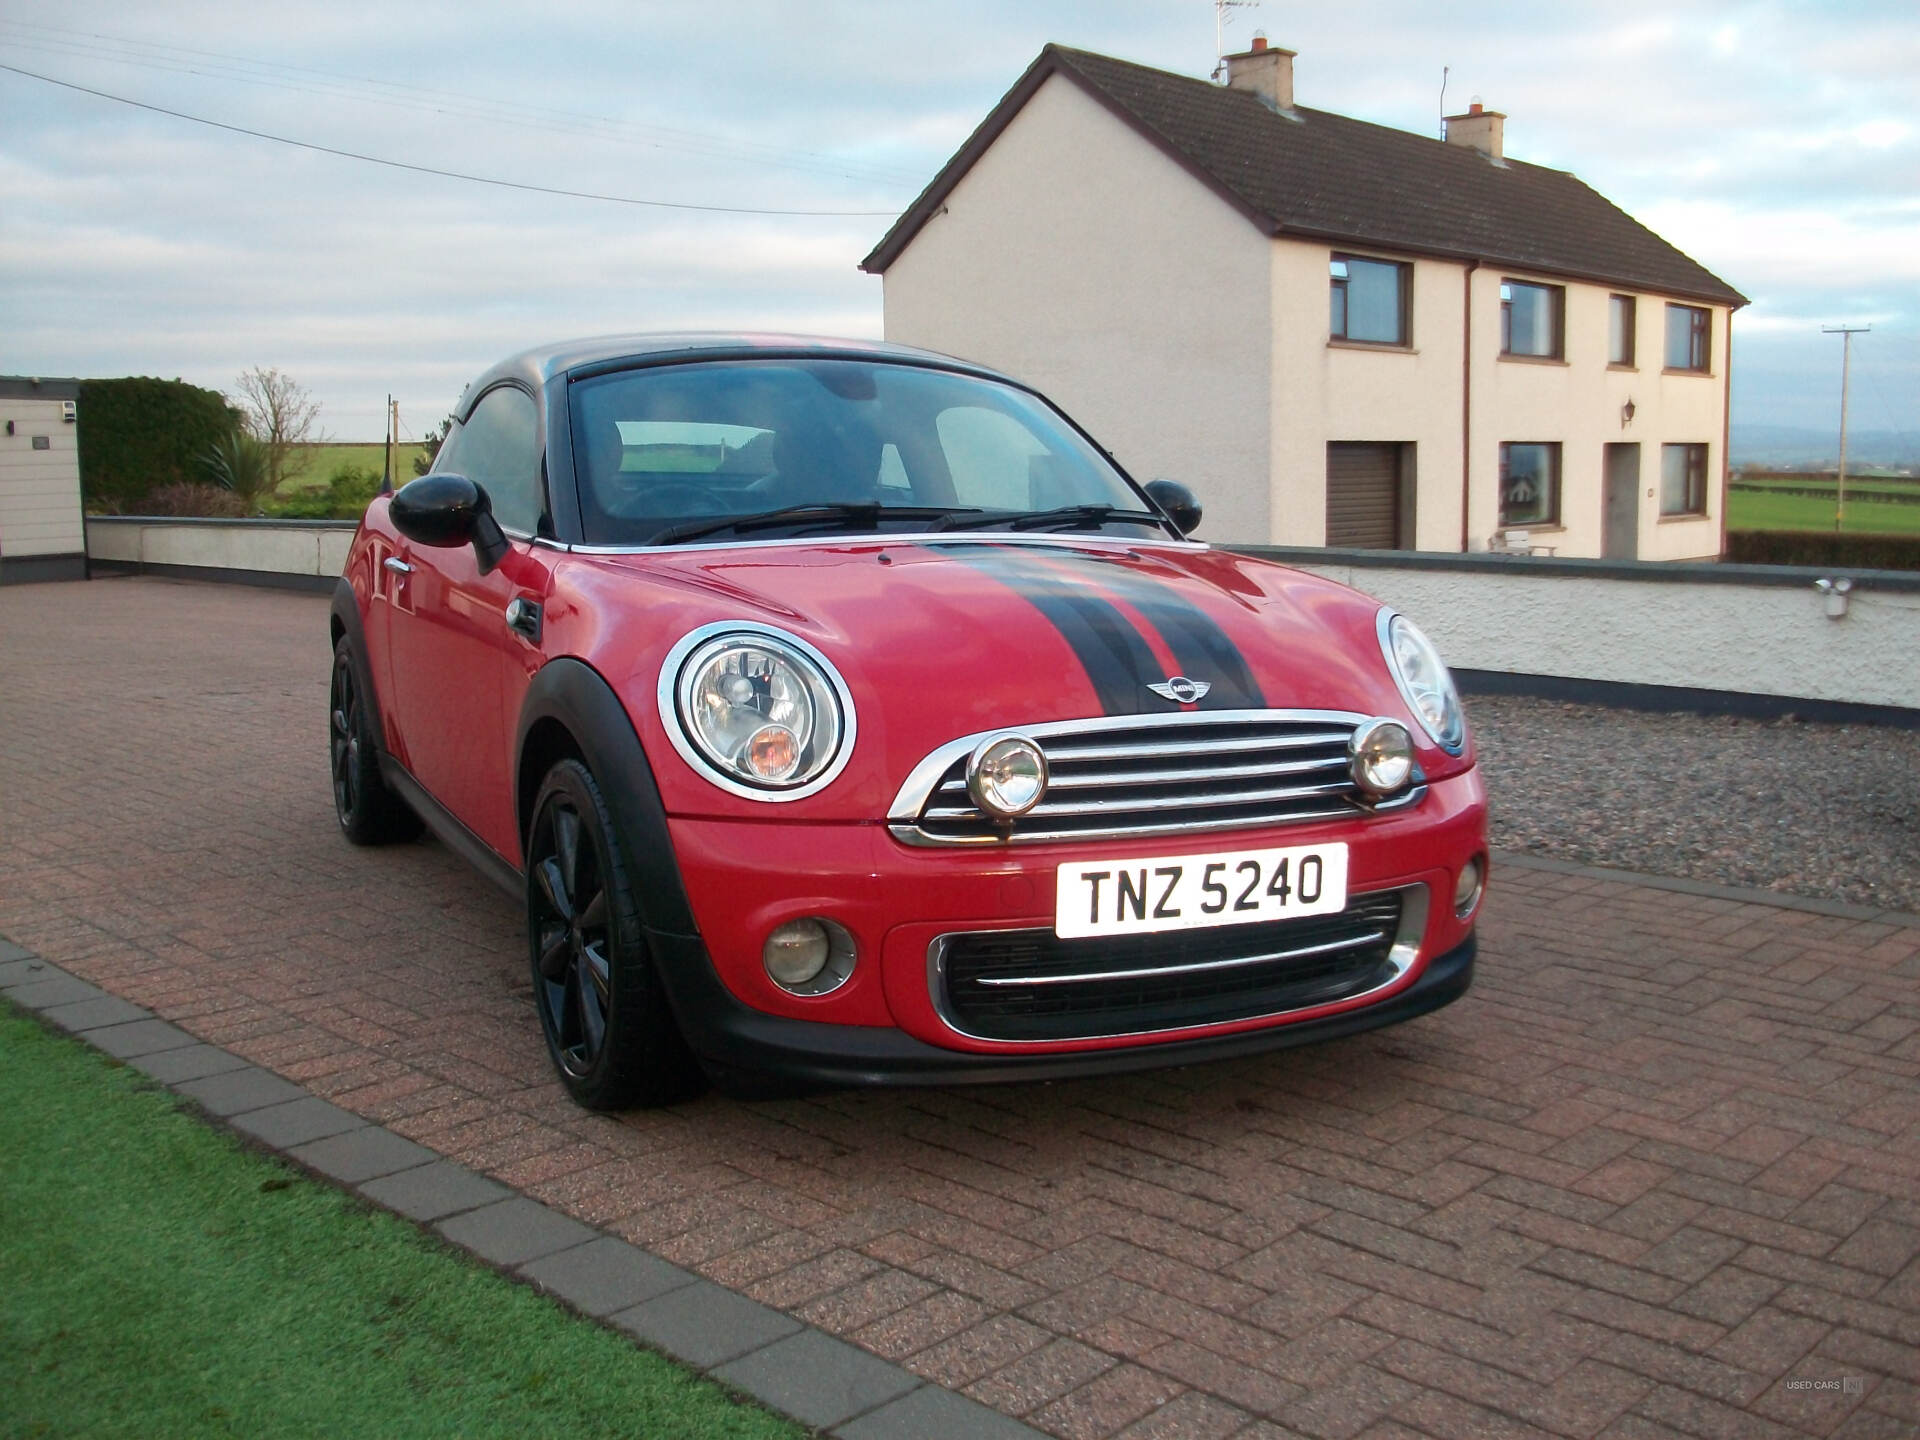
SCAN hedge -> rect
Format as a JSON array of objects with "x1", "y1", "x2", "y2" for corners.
[
  {"x1": 1726, "y1": 529, "x2": 1920, "y2": 571},
  {"x1": 76, "y1": 377, "x2": 240, "y2": 511}
]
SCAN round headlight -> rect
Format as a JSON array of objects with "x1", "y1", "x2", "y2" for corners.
[
  {"x1": 1379, "y1": 612, "x2": 1467, "y2": 753},
  {"x1": 966, "y1": 734, "x2": 1048, "y2": 819},
  {"x1": 670, "y1": 628, "x2": 850, "y2": 795},
  {"x1": 1349, "y1": 718, "x2": 1415, "y2": 797}
]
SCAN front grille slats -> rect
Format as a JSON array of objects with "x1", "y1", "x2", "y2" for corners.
[
  {"x1": 1042, "y1": 728, "x2": 1353, "y2": 762},
  {"x1": 937, "y1": 891, "x2": 1407, "y2": 1040},
  {"x1": 935, "y1": 751, "x2": 1349, "y2": 794},
  {"x1": 894, "y1": 710, "x2": 1400, "y2": 845}
]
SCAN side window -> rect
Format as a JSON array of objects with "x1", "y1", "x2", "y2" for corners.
[
  {"x1": 935, "y1": 406, "x2": 1046, "y2": 510},
  {"x1": 441, "y1": 386, "x2": 543, "y2": 534}
]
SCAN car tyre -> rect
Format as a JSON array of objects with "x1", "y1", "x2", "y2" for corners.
[
  {"x1": 330, "y1": 638, "x2": 423, "y2": 845},
  {"x1": 527, "y1": 759, "x2": 704, "y2": 1110}
]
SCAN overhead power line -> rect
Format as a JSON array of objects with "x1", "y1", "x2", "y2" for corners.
[
  {"x1": 0, "y1": 18, "x2": 928, "y2": 189},
  {"x1": 0, "y1": 62, "x2": 901, "y2": 217}
]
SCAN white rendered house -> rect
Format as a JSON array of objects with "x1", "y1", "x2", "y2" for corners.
[{"x1": 863, "y1": 43, "x2": 1745, "y2": 560}]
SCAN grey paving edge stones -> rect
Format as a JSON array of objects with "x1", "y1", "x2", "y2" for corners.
[
  {"x1": 0, "y1": 940, "x2": 1051, "y2": 1437},
  {"x1": 712, "y1": 1329, "x2": 922, "y2": 1430},
  {"x1": 518, "y1": 1236, "x2": 695, "y2": 1318},
  {"x1": 610, "y1": 1279, "x2": 803, "y2": 1368}
]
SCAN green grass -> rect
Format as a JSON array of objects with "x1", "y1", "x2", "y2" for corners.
[
  {"x1": 0, "y1": 1004, "x2": 805, "y2": 1440},
  {"x1": 279, "y1": 442, "x2": 428, "y2": 494},
  {"x1": 1724, "y1": 488, "x2": 1920, "y2": 535}
]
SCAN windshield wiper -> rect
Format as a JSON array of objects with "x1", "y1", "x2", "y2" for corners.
[
  {"x1": 935, "y1": 503, "x2": 1166, "y2": 534},
  {"x1": 646, "y1": 503, "x2": 983, "y2": 546}
]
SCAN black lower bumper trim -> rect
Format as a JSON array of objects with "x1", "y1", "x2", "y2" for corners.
[{"x1": 647, "y1": 929, "x2": 1474, "y2": 1090}]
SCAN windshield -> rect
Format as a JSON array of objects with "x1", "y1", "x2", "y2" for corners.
[{"x1": 567, "y1": 358, "x2": 1162, "y2": 546}]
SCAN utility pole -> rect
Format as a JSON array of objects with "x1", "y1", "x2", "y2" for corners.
[
  {"x1": 381, "y1": 395, "x2": 395, "y2": 495},
  {"x1": 1822, "y1": 324, "x2": 1868, "y2": 532}
]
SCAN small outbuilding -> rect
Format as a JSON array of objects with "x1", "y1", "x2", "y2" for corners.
[{"x1": 0, "y1": 376, "x2": 87, "y2": 584}]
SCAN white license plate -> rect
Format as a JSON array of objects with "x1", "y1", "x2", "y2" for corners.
[{"x1": 1055, "y1": 843, "x2": 1348, "y2": 939}]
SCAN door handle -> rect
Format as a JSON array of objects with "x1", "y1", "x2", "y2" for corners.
[
  {"x1": 383, "y1": 557, "x2": 413, "y2": 574},
  {"x1": 505, "y1": 597, "x2": 543, "y2": 644}
]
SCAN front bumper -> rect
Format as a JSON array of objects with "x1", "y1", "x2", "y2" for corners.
[
  {"x1": 650, "y1": 927, "x2": 1474, "y2": 1088},
  {"x1": 645, "y1": 767, "x2": 1485, "y2": 1083}
]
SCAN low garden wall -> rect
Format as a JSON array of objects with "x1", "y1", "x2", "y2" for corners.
[
  {"x1": 1241, "y1": 547, "x2": 1920, "y2": 720},
  {"x1": 86, "y1": 516, "x2": 355, "y2": 591},
  {"x1": 79, "y1": 519, "x2": 1920, "y2": 722}
]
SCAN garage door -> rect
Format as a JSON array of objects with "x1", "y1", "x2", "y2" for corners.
[{"x1": 1326, "y1": 443, "x2": 1402, "y2": 548}]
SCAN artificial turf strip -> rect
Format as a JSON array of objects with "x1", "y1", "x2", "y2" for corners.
[{"x1": 0, "y1": 1006, "x2": 807, "y2": 1440}]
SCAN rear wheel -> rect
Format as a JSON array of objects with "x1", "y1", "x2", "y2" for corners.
[
  {"x1": 330, "y1": 638, "x2": 421, "y2": 844},
  {"x1": 527, "y1": 759, "x2": 702, "y2": 1110}
]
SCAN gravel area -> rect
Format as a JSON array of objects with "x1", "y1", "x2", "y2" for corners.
[{"x1": 1469, "y1": 695, "x2": 1920, "y2": 915}]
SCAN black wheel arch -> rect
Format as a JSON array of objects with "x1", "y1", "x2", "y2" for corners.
[
  {"x1": 514, "y1": 658, "x2": 701, "y2": 943},
  {"x1": 330, "y1": 578, "x2": 390, "y2": 760}
]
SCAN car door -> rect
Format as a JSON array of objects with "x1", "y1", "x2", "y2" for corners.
[{"x1": 386, "y1": 383, "x2": 548, "y2": 862}]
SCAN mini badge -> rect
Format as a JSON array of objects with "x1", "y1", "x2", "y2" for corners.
[{"x1": 1147, "y1": 676, "x2": 1210, "y2": 704}]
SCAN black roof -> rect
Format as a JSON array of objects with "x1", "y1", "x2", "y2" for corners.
[
  {"x1": 458, "y1": 332, "x2": 1010, "y2": 417},
  {"x1": 862, "y1": 45, "x2": 1745, "y2": 308}
]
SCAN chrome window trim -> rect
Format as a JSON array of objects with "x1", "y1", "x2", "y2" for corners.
[
  {"x1": 559, "y1": 532, "x2": 1210, "y2": 558},
  {"x1": 654, "y1": 620, "x2": 858, "y2": 803},
  {"x1": 927, "y1": 883, "x2": 1429, "y2": 1045}
]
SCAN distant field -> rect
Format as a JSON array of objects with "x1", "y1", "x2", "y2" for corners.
[
  {"x1": 280, "y1": 442, "x2": 428, "y2": 494},
  {"x1": 1726, "y1": 488, "x2": 1920, "y2": 535}
]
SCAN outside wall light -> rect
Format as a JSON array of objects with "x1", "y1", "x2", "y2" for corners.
[
  {"x1": 1814, "y1": 576, "x2": 1853, "y2": 620},
  {"x1": 1620, "y1": 398, "x2": 1636, "y2": 429}
]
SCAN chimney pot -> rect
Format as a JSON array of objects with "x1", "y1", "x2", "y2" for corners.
[
  {"x1": 1444, "y1": 102, "x2": 1506, "y2": 161},
  {"x1": 1225, "y1": 37, "x2": 1295, "y2": 111}
]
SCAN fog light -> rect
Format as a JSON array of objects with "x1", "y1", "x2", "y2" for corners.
[
  {"x1": 1454, "y1": 858, "x2": 1485, "y2": 918},
  {"x1": 762, "y1": 917, "x2": 856, "y2": 995},
  {"x1": 966, "y1": 733, "x2": 1048, "y2": 819},
  {"x1": 1349, "y1": 718, "x2": 1415, "y2": 797}
]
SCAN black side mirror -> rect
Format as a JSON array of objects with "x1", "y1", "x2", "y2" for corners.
[
  {"x1": 390, "y1": 473, "x2": 510, "y2": 574},
  {"x1": 1144, "y1": 479, "x2": 1202, "y2": 536}
]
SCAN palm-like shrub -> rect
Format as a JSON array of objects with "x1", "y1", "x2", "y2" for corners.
[{"x1": 201, "y1": 431, "x2": 272, "y2": 513}]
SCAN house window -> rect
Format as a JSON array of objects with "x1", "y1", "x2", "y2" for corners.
[
  {"x1": 1608, "y1": 295, "x2": 1636, "y2": 367},
  {"x1": 1499, "y1": 442, "x2": 1560, "y2": 527},
  {"x1": 1330, "y1": 255, "x2": 1410, "y2": 345},
  {"x1": 1500, "y1": 280, "x2": 1564, "y2": 358},
  {"x1": 1661, "y1": 443, "x2": 1708, "y2": 515},
  {"x1": 1665, "y1": 304, "x2": 1710, "y2": 371}
]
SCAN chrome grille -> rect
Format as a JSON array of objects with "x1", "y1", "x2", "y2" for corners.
[
  {"x1": 931, "y1": 888, "x2": 1420, "y2": 1042},
  {"x1": 888, "y1": 709, "x2": 1421, "y2": 846}
]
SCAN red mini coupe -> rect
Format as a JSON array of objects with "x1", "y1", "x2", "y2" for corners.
[{"x1": 330, "y1": 335, "x2": 1486, "y2": 1109}]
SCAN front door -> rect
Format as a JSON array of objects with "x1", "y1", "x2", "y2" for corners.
[
  {"x1": 1603, "y1": 443, "x2": 1640, "y2": 560},
  {"x1": 384, "y1": 383, "x2": 549, "y2": 863}
]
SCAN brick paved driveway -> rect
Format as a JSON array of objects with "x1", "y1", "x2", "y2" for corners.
[{"x1": 4, "y1": 575, "x2": 1917, "y2": 1440}]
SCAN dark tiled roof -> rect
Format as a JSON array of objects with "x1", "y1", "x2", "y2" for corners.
[{"x1": 863, "y1": 45, "x2": 1745, "y2": 307}]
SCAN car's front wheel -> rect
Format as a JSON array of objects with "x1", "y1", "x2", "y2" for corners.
[
  {"x1": 526, "y1": 759, "x2": 703, "y2": 1110},
  {"x1": 330, "y1": 638, "x2": 422, "y2": 845}
]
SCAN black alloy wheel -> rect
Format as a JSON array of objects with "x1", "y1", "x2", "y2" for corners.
[
  {"x1": 329, "y1": 637, "x2": 420, "y2": 845},
  {"x1": 525, "y1": 759, "x2": 700, "y2": 1110}
]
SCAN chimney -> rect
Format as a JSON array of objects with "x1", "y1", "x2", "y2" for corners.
[
  {"x1": 1225, "y1": 32, "x2": 1295, "y2": 112},
  {"x1": 1444, "y1": 99, "x2": 1505, "y2": 161}
]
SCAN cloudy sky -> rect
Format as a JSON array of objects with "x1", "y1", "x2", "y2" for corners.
[{"x1": 2, "y1": 1, "x2": 1913, "y2": 443}]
